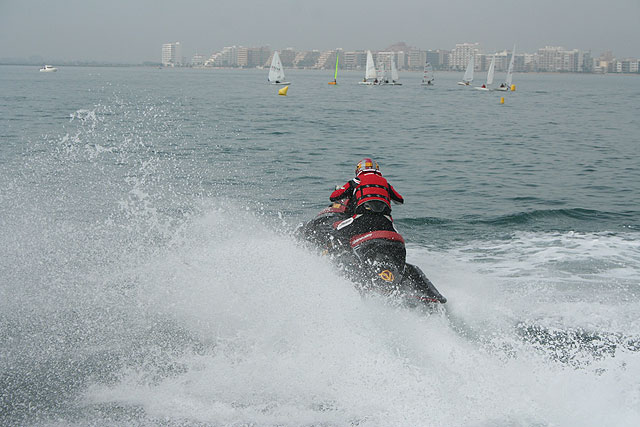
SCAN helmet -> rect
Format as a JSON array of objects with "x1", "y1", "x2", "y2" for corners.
[{"x1": 355, "y1": 158, "x2": 380, "y2": 176}]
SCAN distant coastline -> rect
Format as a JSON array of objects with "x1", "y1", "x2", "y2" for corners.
[
  {"x1": 3, "y1": 62, "x2": 640, "y2": 76},
  {"x1": 0, "y1": 59, "x2": 161, "y2": 68}
]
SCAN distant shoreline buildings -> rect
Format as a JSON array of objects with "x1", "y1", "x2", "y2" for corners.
[
  {"x1": 162, "y1": 42, "x2": 182, "y2": 67},
  {"x1": 162, "y1": 41, "x2": 640, "y2": 74}
]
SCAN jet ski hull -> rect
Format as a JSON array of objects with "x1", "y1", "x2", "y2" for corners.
[{"x1": 298, "y1": 201, "x2": 446, "y2": 307}]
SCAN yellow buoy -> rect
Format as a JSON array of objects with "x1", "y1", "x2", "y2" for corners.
[
  {"x1": 510, "y1": 84, "x2": 516, "y2": 91},
  {"x1": 278, "y1": 86, "x2": 289, "y2": 96},
  {"x1": 500, "y1": 97, "x2": 505, "y2": 104}
]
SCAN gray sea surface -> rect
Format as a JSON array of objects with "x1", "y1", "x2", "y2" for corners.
[{"x1": 1, "y1": 65, "x2": 640, "y2": 426}]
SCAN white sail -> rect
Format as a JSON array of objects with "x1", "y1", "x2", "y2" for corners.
[
  {"x1": 505, "y1": 44, "x2": 516, "y2": 86},
  {"x1": 268, "y1": 51, "x2": 286, "y2": 83},
  {"x1": 486, "y1": 56, "x2": 495, "y2": 86},
  {"x1": 391, "y1": 57, "x2": 399, "y2": 82},
  {"x1": 422, "y1": 61, "x2": 434, "y2": 84},
  {"x1": 365, "y1": 50, "x2": 377, "y2": 80},
  {"x1": 463, "y1": 55, "x2": 475, "y2": 83}
]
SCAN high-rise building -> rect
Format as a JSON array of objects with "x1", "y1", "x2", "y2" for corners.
[
  {"x1": 535, "y1": 46, "x2": 586, "y2": 72},
  {"x1": 247, "y1": 46, "x2": 271, "y2": 68},
  {"x1": 476, "y1": 54, "x2": 487, "y2": 71},
  {"x1": 215, "y1": 46, "x2": 239, "y2": 67},
  {"x1": 237, "y1": 47, "x2": 249, "y2": 67},
  {"x1": 279, "y1": 48, "x2": 297, "y2": 67},
  {"x1": 491, "y1": 50, "x2": 509, "y2": 72},
  {"x1": 343, "y1": 51, "x2": 366, "y2": 70},
  {"x1": 425, "y1": 49, "x2": 449, "y2": 70},
  {"x1": 396, "y1": 51, "x2": 406, "y2": 70},
  {"x1": 162, "y1": 42, "x2": 182, "y2": 66},
  {"x1": 450, "y1": 43, "x2": 481, "y2": 70},
  {"x1": 582, "y1": 51, "x2": 594, "y2": 73},
  {"x1": 535, "y1": 46, "x2": 564, "y2": 71},
  {"x1": 521, "y1": 53, "x2": 535, "y2": 72},
  {"x1": 407, "y1": 49, "x2": 426, "y2": 71}
]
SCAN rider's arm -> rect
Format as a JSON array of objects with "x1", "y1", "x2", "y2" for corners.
[
  {"x1": 330, "y1": 180, "x2": 354, "y2": 201},
  {"x1": 388, "y1": 184, "x2": 404, "y2": 204}
]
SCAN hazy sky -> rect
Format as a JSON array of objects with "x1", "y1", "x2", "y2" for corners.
[{"x1": 1, "y1": 0, "x2": 638, "y2": 62}]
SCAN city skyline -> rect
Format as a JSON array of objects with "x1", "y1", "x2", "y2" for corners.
[
  {"x1": 1, "y1": 0, "x2": 639, "y2": 63},
  {"x1": 3, "y1": 40, "x2": 636, "y2": 75},
  {"x1": 162, "y1": 43, "x2": 635, "y2": 74}
]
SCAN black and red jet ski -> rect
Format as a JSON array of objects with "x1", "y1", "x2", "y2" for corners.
[{"x1": 297, "y1": 199, "x2": 446, "y2": 307}]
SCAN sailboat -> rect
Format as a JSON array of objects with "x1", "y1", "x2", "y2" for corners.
[
  {"x1": 475, "y1": 56, "x2": 495, "y2": 91},
  {"x1": 421, "y1": 61, "x2": 434, "y2": 86},
  {"x1": 496, "y1": 45, "x2": 516, "y2": 91},
  {"x1": 268, "y1": 51, "x2": 290, "y2": 85},
  {"x1": 457, "y1": 55, "x2": 474, "y2": 86},
  {"x1": 359, "y1": 50, "x2": 378, "y2": 85},
  {"x1": 328, "y1": 52, "x2": 339, "y2": 85},
  {"x1": 388, "y1": 57, "x2": 402, "y2": 85}
]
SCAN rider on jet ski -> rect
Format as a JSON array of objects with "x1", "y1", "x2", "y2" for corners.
[
  {"x1": 329, "y1": 158, "x2": 404, "y2": 238},
  {"x1": 298, "y1": 158, "x2": 446, "y2": 305}
]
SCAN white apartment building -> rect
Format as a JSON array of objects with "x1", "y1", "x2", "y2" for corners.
[
  {"x1": 236, "y1": 47, "x2": 249, "y2": 67},
  {"x1": 492, "y1": 50, "x2": 510, "y2": 72},
  {"x1": 536, "y1": 46, "x2": 563, "y2": 71},
  {"x1": 162, "y1": 42, "x2": 182, "y2": 66},
  {"x1": 450, "y1": 43, "x2": 481, "y2": 70},
  {"x1": 216, "y1": 46, "x2": 239, "y2": 67},
  {"x1": 535, "y1": 46, "x2": 586, "y2": 72},
  {"x1": 620, "y1": 58, "x2": 639, "y2": 73},
  {"x1": 396, "y1": 51, "x2": 406, "y2": 69}
]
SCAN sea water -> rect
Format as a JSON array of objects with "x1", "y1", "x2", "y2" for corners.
[{"x1": 1, "y1": 65, "x2": 639, "y2": 426}]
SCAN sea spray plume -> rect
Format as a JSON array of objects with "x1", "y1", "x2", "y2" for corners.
[{"x1": 0, "y1": 94, "x2": 220, "y2": 424}]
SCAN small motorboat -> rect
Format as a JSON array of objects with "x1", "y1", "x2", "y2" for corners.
[{"x1": 39, "y1": 65, "x2": 58, "y2": 72}]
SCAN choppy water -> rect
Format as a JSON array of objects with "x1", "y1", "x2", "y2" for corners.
[{"x1": 1, "y1": 65, "x2": 639, "y2": 426}]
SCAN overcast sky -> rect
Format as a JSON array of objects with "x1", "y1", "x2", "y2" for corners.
[{"x1": 1, "y1": 0, "x2": 638, "y2": 62}]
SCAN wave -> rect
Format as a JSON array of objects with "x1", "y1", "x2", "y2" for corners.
[
  {"x1": 398, "y1": 208, "x2": 639, "y2": 234},
  {"x1": 475, "y1": 208, "x2": 638, "y2": 227}
]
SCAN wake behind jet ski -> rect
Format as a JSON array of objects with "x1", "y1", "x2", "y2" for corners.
[{"x1": 297, "y1": 158, "x2": 446, "y2": 308}]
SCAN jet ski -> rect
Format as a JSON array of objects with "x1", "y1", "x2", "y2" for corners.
[{"x1": 297, "y1": 199, "x2": 446, "y2": 307}]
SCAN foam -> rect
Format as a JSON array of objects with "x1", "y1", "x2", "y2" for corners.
[{"x1": 81, "y1": 207, "x2": 640, "y2": 426}]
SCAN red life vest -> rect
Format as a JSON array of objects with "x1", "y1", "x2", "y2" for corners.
[{"x1": 353, "y1": 173, "x2": 391, "y2": 208}]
